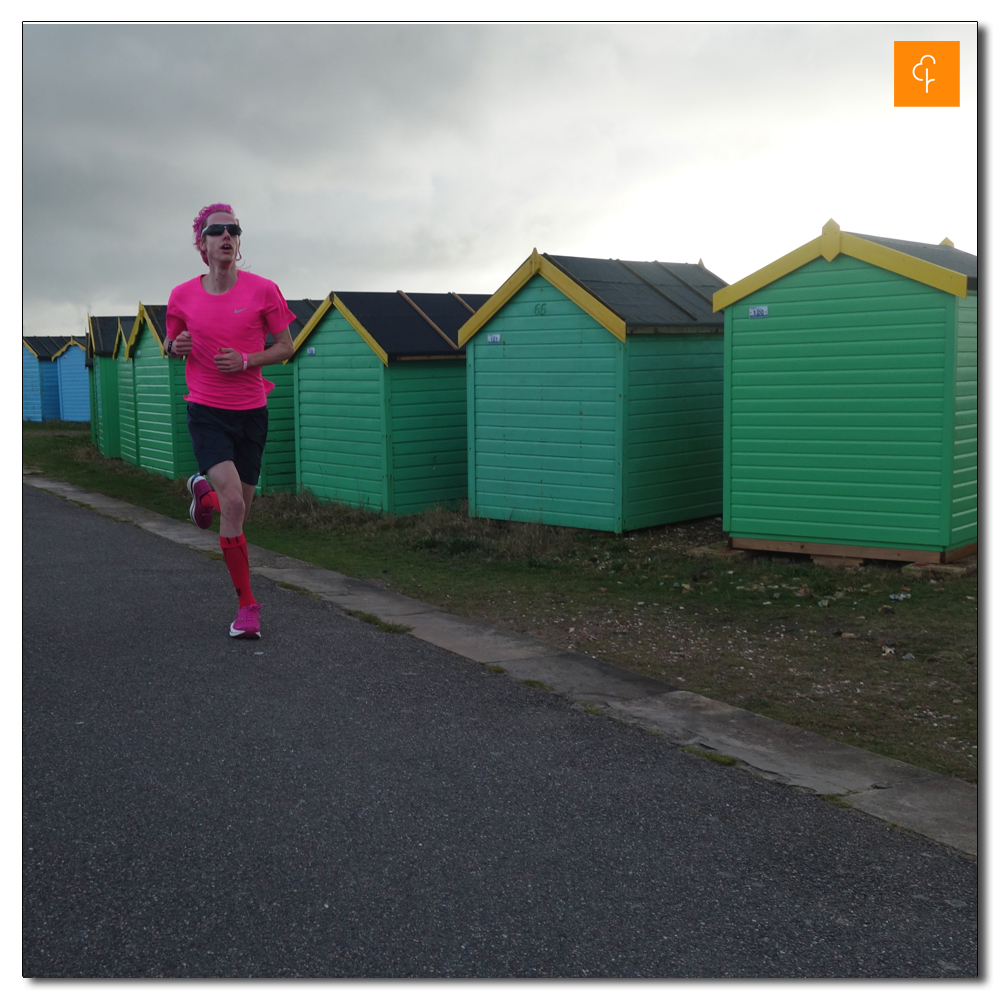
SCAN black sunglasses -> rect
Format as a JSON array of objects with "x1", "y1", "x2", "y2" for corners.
[{"x1": 201, "y1": 223, "x2": 242, "y2": 238}]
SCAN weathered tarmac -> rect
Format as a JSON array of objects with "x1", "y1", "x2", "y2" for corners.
[{"x1": 23, "y1": 474, "x2": 977, "y2": 859}]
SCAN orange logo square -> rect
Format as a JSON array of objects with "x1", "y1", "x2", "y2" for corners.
[{"x1": 895, "y1": 41, "x2": 960, "y2": 107}]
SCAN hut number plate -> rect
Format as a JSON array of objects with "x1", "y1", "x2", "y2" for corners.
[
  {"x1": 306, "y1": 347, "x2": 316, "y2": 355},
  {"x1": 749, "y1": 306, "x2": 768, "y2": 318},
  {"x1": 487, "y1": 334, "x2": 501, "y2": 344}
]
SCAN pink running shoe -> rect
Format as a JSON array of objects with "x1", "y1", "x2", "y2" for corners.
[
  {"x1": 230, "y1": 603, "x2": 262, "y2": 640},
  {"x1": 186, "y1": 473, "x2": 214, "y2": 529}
]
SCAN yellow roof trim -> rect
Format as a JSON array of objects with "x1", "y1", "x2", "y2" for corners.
[
  {"x1": 48, "y1": 337, "x2": 86, "y2": 361},
  {"x1": 940, "y1": 237, "x2": 955, "y2": 247},
  {"x1": 289, "y1": 294, "x2": 333, "y2": 359},
  {"x1": 142, "y1": 304, "x2": 167, "y2": 357},
  {"x1": 123, "y1": 306, "x2": 164, "y2": 359},
  {"x1": 333, "y1": 294, "x2": 389, "y2": 366},
  {"x1": 25, "y1": 330, "x2": 107, "y2": 359},
  {"x1": 714, "y1": 219, "x2": 967, "y2": 310},
  {"x1": 840, "y1": 231, "x2": 967, "y2": 298},
  {"x1": 457, "y1": 251, "x2": 541, "y2": 347},
  {"x1": 713, "y1": 236, "x2": 823, "y2": 312},
  {"x1": 112, "y1": 318, "x2": 127, "y2": 360},
  {"x1": 537, "y1": 255, "x2": 627, "y2": 342},
  {"x1": 457, "y1": 249, "x2": 628, "y2": 346}
]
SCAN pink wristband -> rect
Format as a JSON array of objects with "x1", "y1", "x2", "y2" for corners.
[{"x1": 241, "y1": 353, "x2": 248, "y2": 371}]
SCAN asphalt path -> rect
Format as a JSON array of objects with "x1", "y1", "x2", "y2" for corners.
[{"x1": 22, "y1": 485, "x2": 978, "y2": 978}]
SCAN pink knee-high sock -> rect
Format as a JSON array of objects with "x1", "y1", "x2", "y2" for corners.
[{"x1": 219, "y1": 533, "x2": 256, "y2": 608}]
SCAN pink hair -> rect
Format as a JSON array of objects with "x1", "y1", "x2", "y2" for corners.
[{"x1": 192, "y1": 203, "x2": 238, "y2": 264}]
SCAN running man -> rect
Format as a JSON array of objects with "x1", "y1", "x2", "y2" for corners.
[{"x1": 165, "y1": 204, "x2": 295, "y2": 639}]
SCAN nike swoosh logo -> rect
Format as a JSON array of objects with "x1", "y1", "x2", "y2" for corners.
[{"x1": 234, "y1": 308, "x2": 246, "y2": 313}]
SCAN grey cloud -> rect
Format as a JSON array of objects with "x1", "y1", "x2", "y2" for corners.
[{"x1": 22, "y1": 22, "x2": 968, "y2": 339}]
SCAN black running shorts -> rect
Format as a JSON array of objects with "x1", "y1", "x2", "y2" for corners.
[{"x1": 187, "y1": 402, "x2": 268, "y2": 487}]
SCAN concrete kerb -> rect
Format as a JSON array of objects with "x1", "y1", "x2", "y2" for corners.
[{"x1": 23, "y1": 473, "x2": 977, "y2": 859}]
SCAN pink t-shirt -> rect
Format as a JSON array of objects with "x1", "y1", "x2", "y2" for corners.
[{"x1": 166, "y1": 271, "x2": 297, "y2": 410}]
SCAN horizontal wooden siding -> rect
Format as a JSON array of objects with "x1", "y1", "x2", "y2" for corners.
[
  {"x1": 134, "y1": 330, "x2": 174, "y2": 478},
  {"x1": 40, "y1": 362, "x2": 60, "y2": 421},
  {"x1": 169, "y1": 357, "x2": 199, "y2": 481},
  {"x1": 295, "y1": 312, "x2": 386, "y2": 510},
  {"x1": 625, "y1": 333, "x2": 723, "y2": 529},
  {"x1": 470, "y1": 274, "x2": 620, "y2": 531},
  {"x1": 950, "y1": 292, "x2": 977, "y2": 546},
  {"x1": 257, "y1": 362, "x2": 295, "y2": 494},
  {"x1": 388, "y1": 361, "x2": 467, "y2": 514},
  {"x1": 89, "y1": 369, "x2": 98, "y2": 444},
  {"x1": 117, "y1": 357, "x2": 138, "y2": 465},
  {"x1": 727, "y1": 256, "x2": 950, "y2": 549},
  {"x1": 57, "y1": 345, "x2": 91, "y2": 422},
  {"x1": 95, "y1": 356, "x2": 121, "y2": 458},
  {"x1": 23, "y1": 347, "x2": 41, "y2": 421}
]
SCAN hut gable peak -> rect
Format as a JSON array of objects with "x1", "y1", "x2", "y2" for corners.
[
  {"x1": 112, "y1": 315, "x2": 137, "y2": 359},
  {"x1": 457, "y1": 248, "x2": 724, "y2": 347},
  {"x1": 23, "y1": 336, "x2": 77, "y2": 361},
  {"x1": 90, "y1": 314, "x2": 135, "y2": 358},
  {"x1": 297, "y1": 291, "x2": 486, "y2": 364},
  {"x1": 714, "y1": 218, "x2": 976, "y2": 312},
  {"x1": 124, "y1": 304, "x2": 167, "y2": 359},
  {"x1": 271, "y1": 298, "x2": 324, "y2": 361}
]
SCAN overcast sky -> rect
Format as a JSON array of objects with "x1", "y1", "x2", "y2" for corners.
[{"x1": 22, "y1": 21, "x2": 978, "y2": 341}]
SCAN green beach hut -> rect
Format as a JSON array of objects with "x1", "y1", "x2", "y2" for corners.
[
  {"x1": 293, "y1": 290, "x2": 489, "y2": 513},
  {"x1": 87, "y1": 314, "x2": 132, "y2": 458},
  {"x1": 457, "y1": 250, "x2": 727, "y2": 533},
  {"x1": 123, "y1": 305, "x2": 198, "y2": 481},
  {"x1": 713, "y1": 219, "x2": 977, "y2": 564},
  {"x1": 86, "y1": 343, "x2": 97, "y2": 445},
  {"x1": 116, "y1": 323, "x2": 139, "y2": 466},
  {"x1": 121, "y1": 300, "x2": 321, "y2": 486},
  {"x1": 255, "y1": 299, "x2": 324, "y2": 495}
]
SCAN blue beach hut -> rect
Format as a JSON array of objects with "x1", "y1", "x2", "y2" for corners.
[
  {"x1": 56, "y1": 338, "x2": 91, "y2": 422},
  {"x1": 23, "y1": 337, "x2": 73, "y2": 422}
]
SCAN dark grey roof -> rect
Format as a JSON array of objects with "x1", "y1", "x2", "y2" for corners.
[
  {"x1": 89, "y1": 316, "x2": 125, "y2": 357},
  {"x1": 332, "y1": 291, "x2": 490, "y2": 359},
  {"x1": 142, "y1": 306, "x2": 167, "y2": 340},
  {"x1": 23, "y1": 337, "x2": 72, "y2": 361},
  {"x1": 544, "y1": 255, "x2": 726, "y2": 331},
  {"x1": 847, "y1": 233, "x2": 977, "y2": 290}
]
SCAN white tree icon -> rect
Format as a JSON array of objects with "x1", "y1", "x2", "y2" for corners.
[{"x1": 912, "y1": 54, "x2": 936, "y2": 94}]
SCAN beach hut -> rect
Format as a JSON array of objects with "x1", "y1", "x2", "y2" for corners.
[
  {"x1": 87, "y1": 315, "x2": 132, "y2": 458},
  {"x1": 56, "y1": 337, "x2": 91, "y2": 422},
  {"x1": 256, "y1": 298, "x2": 324, "y2": 495},
  {"x1": 293, "y1": 290, "x2": 490, "y2": 513},
  {"x1": 23, "y1": 340, "x2": 43, "y2": 423},
  {"x1": 123, "y1": 305, "x2": 198, "y2": 480},
  {"x1": 86, "y1": 336, "x2": 97, "y2": 445},
  {"x1": 117, "y1": 323, "x2": 139, "y2": 466},
  {"x1": 712, "y1": 219, "x2": 977, "y2": 564},
  {"x1": 23, "y1": 338, "x2": 74, "y2": 422},
  {"x1": 457, "y1": 250, "x2": 727, "y2": 533}
]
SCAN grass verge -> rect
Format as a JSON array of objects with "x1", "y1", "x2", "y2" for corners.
[{"x1": 24, "y1": 423, "x2": 978, "y2": 783}]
